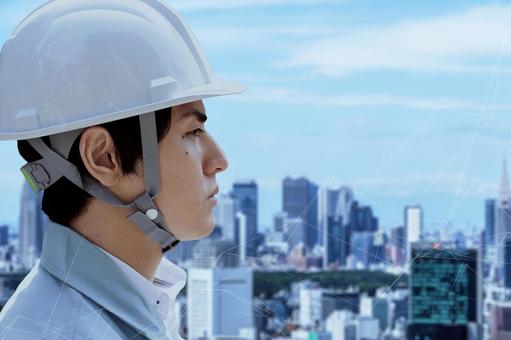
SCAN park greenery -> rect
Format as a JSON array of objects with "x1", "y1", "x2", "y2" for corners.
[{"x1": 253, "y1": 270, "x2": 408, "y2": 298}]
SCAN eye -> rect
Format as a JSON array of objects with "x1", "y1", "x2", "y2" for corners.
[{"x1": 189, "y1": 128, "x2": 205, "y2": 138}]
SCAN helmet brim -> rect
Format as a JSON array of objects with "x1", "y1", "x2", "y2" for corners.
[{"x1": 0, "y1": 79, "x2": 246, "y2": 141}]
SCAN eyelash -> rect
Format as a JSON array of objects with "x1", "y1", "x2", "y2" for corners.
[{"x1": 190, "y1": 128, "x2": 204, "y2": 137}]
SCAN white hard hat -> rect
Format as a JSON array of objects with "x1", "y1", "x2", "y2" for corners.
[
  {"x1": 0, "y1": 0, "x2": 244, "y2": 140},
  {"x1": 1, "y1": 0, "x2": 245, "y2": 252}
]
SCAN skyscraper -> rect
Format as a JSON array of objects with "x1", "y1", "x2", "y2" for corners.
[
  {"x1": 231, "y1": 180, "x2": 258, "y2": 258},
  {"x1": 318, "y1": 186, "x2": 353, "y2": 269},
  {"x1": 318, "y1": 186, "x2": 354, "y2": 248},
  {"x1": 347, "y1": 200, "x2": 378, "y2": 233},
  {"x1": 405, "y1": 206, "x2": 423, "y2": 265},
  {"x1": 299, "y1": 282, "x2": 323, "y2": 329},
  {"x1": 273, "y1": 211, "x2": 288, "y2": 233},
  {"x1": 485, "y1": 199, "x2": 496, "y2": 249},
  {"x1": 325, "y1": 310, "x2": 355, "y2": 340},
  {"x1": 318, "y1": 187, "x2": 337, "y2": 248},
  {"x1": 236, "y1": 211, "x2": 248, "y2": 266},
  {"x1": 408, "y1": 246, "x2": 480, "y2": 339},
  {"x1": 504, "y1": 239, "x2": 511, "y2": 289},
  {"x1": 490, "y1": 304, "x2": 511, "y2": 340},
  {"x1": 18, "y1": 182, "x2": 48, "y2": 268},
  {"x1": 324, "y1": 216, "x2": 348, "y2": 269},
  {"x1": 0, "y1": 225, "x2": 9, "y2": 247},
  {"x1": 282, "y1": 177, "x2": 318, "y2": 249},
  {"x1": 191, "y1": 238, "x2": 239, "y2": 269},
  {"x1": 350, "y1": 231, "x2": 375, "y2": 269},
  {"x1": 390, "y1": 225, "x2": 406, "y2": 266},
  {"x1": 187, "y1": 267, "x2": 254, "y2": 339},
  {"x1": 283, "y1": 217, "x2": 306, "y2": 253},
  {"x1": 483, "y1": 199, "x2": 497, "y2": 281},
  {"x1": 213, "y1": 193, "x2": 237, "y2": 242},
  {"x1": 495, "y1": 159, "x2": 511, "y2": 287}
]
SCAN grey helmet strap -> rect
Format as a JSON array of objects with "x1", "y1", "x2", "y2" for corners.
[
  {"x1": 21, "y1": 138, "x2": 84, "y2": 191},
  {"x1": 20, "y1": 112, "x2": 179, "y2": 252}
]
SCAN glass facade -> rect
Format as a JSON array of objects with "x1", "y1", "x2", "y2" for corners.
[
  {"x1": 282, "y1": 177, "x2": 318, "y2": 249},
  {"x1": 409, "y1": 247, "x2": 478, "y2": 339},
  {"x1": 231, "y1": 180, "x2": 258, "y2": 257}
]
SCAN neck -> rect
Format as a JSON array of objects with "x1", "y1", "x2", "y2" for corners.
[{"x1": 70, "y1": 198, "x2": 163, "y2": 281}]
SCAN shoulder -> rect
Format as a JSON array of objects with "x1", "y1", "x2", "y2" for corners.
[
  {"x1": 0, "y1": 264, "x2": 125, "y2": 340},
  {"x1": 0, "y1": 263, "x2": 78, "y2": 339}
]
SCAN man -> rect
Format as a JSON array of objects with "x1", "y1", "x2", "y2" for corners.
[{"x1": 0, "y1": 0, "x2": 244, "y2": 339}]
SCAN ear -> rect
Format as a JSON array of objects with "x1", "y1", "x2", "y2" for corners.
[{"x1": 79, "y1": 126, "x2": 122, "y2": 187}]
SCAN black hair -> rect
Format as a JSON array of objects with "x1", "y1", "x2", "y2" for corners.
[{"x1": 17, "y1": 108, "x2": 172, "y2": 226}]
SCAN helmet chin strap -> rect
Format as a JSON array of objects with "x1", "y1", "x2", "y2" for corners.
[{"x1": 21, "y1": 112, "x2": 179, "y2": 253}]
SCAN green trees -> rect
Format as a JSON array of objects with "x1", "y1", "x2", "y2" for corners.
[{"x1": 253, "y1": 270, "x2": 407, "y2": 298}]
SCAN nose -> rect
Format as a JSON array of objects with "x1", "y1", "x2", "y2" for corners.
[{"x1": 204, "y1": 136, "x2": 229, "y2": 176}]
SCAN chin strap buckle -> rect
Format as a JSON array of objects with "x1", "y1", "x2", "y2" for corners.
[{"x1": 20, "y1": 162, "x2": 51, "y2": 192}]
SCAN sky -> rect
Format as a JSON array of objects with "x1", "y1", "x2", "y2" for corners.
[{"x1": 0, "y1": 0, "x2": 510, "y2": 235}]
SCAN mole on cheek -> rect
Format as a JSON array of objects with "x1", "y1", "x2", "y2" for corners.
[{"x1": 185, "y1": 152, "x2": 189, "y2": 155}]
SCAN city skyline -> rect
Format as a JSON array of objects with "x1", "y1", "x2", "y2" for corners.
[
  {"x1": 0, "y1": 169, "x2": 504, "y2": 236},
  {"x1": 0, "y1": 1, "x2": 510, "y2": 234},
  {"x1": 1, "y1": 1, "x2": 510, "y2": 339}
]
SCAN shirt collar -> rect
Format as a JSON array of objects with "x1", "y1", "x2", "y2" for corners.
[
  {"x1": 39, "y1": 220, "x2": 184, "y2": 339},
  {"x1": 99, "y1": 248, "x2": 187, "y2": 319}
]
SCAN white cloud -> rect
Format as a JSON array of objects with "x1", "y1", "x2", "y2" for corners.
[
  {"x1": 172, "y1": 0, "x2": 337, "y2": 11},
  {"x1": 228, "y1": 86, "x2": 511, "y2": 111},
  {"x1": 281, "y1": 5, "x2": 511, "y2": 76},
  {"x1": 193, "y1": 25, "x2": 337, "y2": 52},
  {"x1": 352, "y1": 173, "x2": 497, "y2": 198}
]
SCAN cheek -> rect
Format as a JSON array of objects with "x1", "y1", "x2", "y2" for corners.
[{"x1": 160, "y1": 149, "x2": 204, "y2": 206}]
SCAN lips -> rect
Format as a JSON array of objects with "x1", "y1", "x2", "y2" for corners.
[{"x1": 208, "y1": 186, "x2": 219, "y2": 199}]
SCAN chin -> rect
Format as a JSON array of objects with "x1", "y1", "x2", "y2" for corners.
[{"x1": 182, "y1": 218, "x2": 216, "y2": 241}]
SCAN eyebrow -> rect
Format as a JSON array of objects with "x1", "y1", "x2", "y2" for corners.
[{"x1": 178, "y1": 109, "x2": 208, "y2": 123}]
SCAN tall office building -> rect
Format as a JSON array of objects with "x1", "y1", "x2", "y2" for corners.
[
  {"x1": 283, "y1": 217, "x2": 306, "y2": 253},
  {"x1": 236, "y1": 211, "x2": 248, "y2": 265},
  {"x1": 504, "y1": 239, "x2": 511, "y2": 289},
  {"x1": 231, "y1": 180, "x2": 258, "y2": 258},
  {"x1": 298, "y1": 282, "x2": 323, "y2": 329},
  {"x1": 0, "y1": 225, "x2": 9, "y2": 247},
  {"x1": 318, "y1": 186, "x2": 353, "y2": 248},
  {"x1": 273, "y1": 211, "x2": 288, "y2": 232},
  {"x1": 18, "y1": 182, "x2": 48, "y2": 268},
  {"x1": 372, "y1": 231, "x2": 387, "y2": 264},
  {"x1": 324, "y1": 216, "x2": 348, "y2": 269},
  {"x1": 212, "y1": 193, "x2": 237, "y2": 242},
  {"x1": 350, "y1": 231, "x2": 376, "y2": 269},
  {"x1": 390, "y1": 226, "x2": 405, "y2": 266},
  {"x1": 408, "y1": 246, "x2": 480, "y2": 339},
  {"x1": 191, "y1": 238, "x2": 239, "y2": 269},
  {"x1": 485, "y1": 199, "x2": 496, "y2": 249},
  {"x1": 495, "y1": 160, "x2": 511, "y2": 287},
  {"x1": 187, "y1": 267, "x2": 254, "y2": 339},
  {"x1": 359, "y1": 206, "x2": 378, "y2": 232},
  {"x1": 405, "y1": 206, "x2": 423, "y2": 265},
  {"x1": 337, "y1": 186, "x2": 354, "y2": 222},
  {"x1": 489, "y1": 304, "x2": 511, "y2": 340},
  {"x1": 483, "y1": 199, "x2": 497, "y2": 280},
  {"x1": 282, "y1": 177, "x2": 318, "y2": 249},
  {"x1": 349, "y1": 201, "x2": 378, "y2": 233},
  {"x1": 372, "y1": 292, "x2": 391, "y2": 333},
  {"x1": 325, "y1": 310, "x2": 355, "y2": 340}
]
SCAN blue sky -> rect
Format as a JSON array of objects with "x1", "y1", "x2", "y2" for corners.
[{"x1": 0, "y1": 0, "x2": 510, "y2": 235}]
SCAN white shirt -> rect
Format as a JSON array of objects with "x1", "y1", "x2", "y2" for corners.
[{"x1": 100, "y1": 249, "x2": 187, "y2": 339}]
